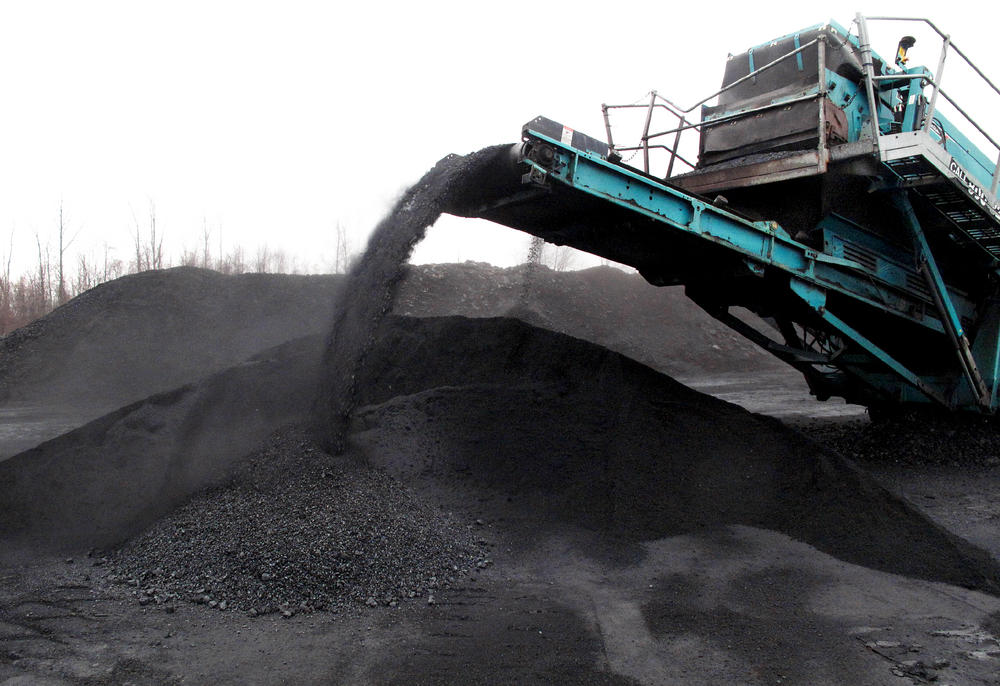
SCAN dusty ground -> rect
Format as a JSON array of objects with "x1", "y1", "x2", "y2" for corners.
[{"x1": 2, "y1": 461, "x2": 999, "y2": 685}]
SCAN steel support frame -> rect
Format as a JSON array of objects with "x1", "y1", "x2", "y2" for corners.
[
  {"x1": 893, "y1": 191, "x2": 991, "y2": 407},
  {"x1": 524, "y1": 129, "x2": 976, "y2": 336},
  {"x1": 786, "y1": 279, "x2": 952, "y2": 408},
  {"x1": 521, "y1": 127, "x2": 995, "y2": 410}
]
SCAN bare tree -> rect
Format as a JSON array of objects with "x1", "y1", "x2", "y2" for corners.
[
  {"x1": 74, "y1": 253, "x2": 94, "y2": 295},
  {"x1": 57, "y1": 204, "x2": 67, "y2": 304},
  {"x1": 35, "y1": 232, "x2": 50, "y2": 312},
  {"x1": 201, "y1": 217, "x2": 212, "y2": 269},
  {"x1": 0, "y1": 226, "x2": 13, "y2": 333},
  {"x1": 55, "y1": 201, "x2": 81, "y2": 305},
  {"x1": 254, "y1": 244, "x2": 271, "y2": 273},
  {"x1": 147, "y1": 201, "x2": 164, "y2": 270},
  {"x1": 130, "y1": 200, "x2": 164, "y2": 272},
  {"x1": 102, "y1": 242, "x2": 122, "y2": 282},
  {"x1": 220, "y1": 245, "x2": 246, "y2": 275},
  {"x1": 179, "y1": 247, "x2": 200, "y2": 267},
  {"x1": 333, "y1": 221, "x2": 350, "y2": 273},
  {"x1": 544, "y1": 244, "x2": 578, "y2": 272}
]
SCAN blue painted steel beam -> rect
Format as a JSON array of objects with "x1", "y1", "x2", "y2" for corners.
[
  {"x1": 893, "y1": 191, "x2": 991, "y2": 407},
  {"x1": 525, "y1": 128, "x2": 975, "y2": 334}
]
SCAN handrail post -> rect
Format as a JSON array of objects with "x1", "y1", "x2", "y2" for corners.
[
  {"x1": 816, "y1": 34, "x2": 828, "y2": 173},
  {"x1": 601, "y1": 103, "x2": 616, "y2": 153},
  {"x1": 641, "y1": 91, "x2": 656, "y2": 173},
  {"x1": 666, "y1": 115, "x2": 686, "y2": 179},
  {"x1": 856, "y1": 14, "x2": 883, "y2": 156},
  {"x1": 923, "y1": 35, "x2": 950, "y2": 135}
]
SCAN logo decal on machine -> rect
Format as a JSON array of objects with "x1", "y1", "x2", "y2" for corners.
[{"x1": 949, "y1": 158, "x2": 1000, "y2": 220}]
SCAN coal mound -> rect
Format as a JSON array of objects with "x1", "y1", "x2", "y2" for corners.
[
  {"x1": 0, "y1": 264, "x2": 779, "y2": 426},
  {"x1": 0, "y1": 268, "x2": 342, "y2": 410},
  {"x1": 351, "y1": 315, "x2": 1000, "y2": 595},
  {"x1": 0, "y1": 336, "x2": 323, "y2": 552},
  {"x1": 108, "y1": 427, "x2": 490, "y2": 615}
]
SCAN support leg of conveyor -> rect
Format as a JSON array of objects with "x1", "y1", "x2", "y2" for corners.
[{"x1": 893, "y1": 191, "x2": 992, "y2": 409}]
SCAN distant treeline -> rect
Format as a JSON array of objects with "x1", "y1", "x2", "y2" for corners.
[
  {"x1": 1, "y1": 206, "x2": 356, "y2": 335},
  {"x1": 0, "y1": 242, "x2": 320, "y2": 335}
]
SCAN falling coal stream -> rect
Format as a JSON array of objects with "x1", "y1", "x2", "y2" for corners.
[{"x1": 315, "y1": 144, "x2": 519, "y2": 452}]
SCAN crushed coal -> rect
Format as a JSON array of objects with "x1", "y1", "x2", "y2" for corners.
[
  {"x1": 108, "y1": 427, "x2": 490, "y2": 615},
  {"x1": 794, "y1": 412, "x2": 1000, "y2": 468},
  {"x1": 4, "y1": 138, "x2": 1000, "y2": 627}
]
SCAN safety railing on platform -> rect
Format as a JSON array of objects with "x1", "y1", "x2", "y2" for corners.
[
  {"x1": 602, "y1": 15, "x2": 1000, "y2": 194},
  {"x1": 601, "y1": 34, "x2": 829, "y2": 179},
  {"x1": 858, "y1": 14, "x2": 1000, "y2": 195}
]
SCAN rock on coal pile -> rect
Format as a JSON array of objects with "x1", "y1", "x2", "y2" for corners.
[
  {"x1": 108, "y1": 427, "x2": 489, "y2": 615},
  {"x1": 350, "y1": 315, "x2": 1000, "y2": 594}
]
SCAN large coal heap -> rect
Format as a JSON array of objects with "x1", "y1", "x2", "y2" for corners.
[
  {"x1": 0, "y1": 269, "x2": 343, "y2": 410},
  {"x1": 350, "y1": 315, "x2": 1000, "y2": 595}
]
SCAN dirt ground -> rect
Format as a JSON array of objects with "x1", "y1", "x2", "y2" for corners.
[{"x1": 2, "y1": 450, "x2": 999, "y2": 686}]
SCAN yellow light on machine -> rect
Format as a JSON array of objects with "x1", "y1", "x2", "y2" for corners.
[{"x1": 896, "y1": 35, "x2": 916, "y2": 67}]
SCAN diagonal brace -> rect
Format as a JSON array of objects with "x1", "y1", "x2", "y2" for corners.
[
  {"x1": 789, "y1": 279, "x2": 951, "y2": 408},
  {"x1": 893, "y1": 191, "x2": 991, "y2": 408}
]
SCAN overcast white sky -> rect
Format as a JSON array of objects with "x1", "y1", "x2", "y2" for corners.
[{"x1": 1, "y1": 1, "x2": 995, "y2": 276}]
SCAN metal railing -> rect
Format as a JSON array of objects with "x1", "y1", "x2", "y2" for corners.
[
  {"x1": 603, "y1": 15, "x2": 1000, "y2": 194},
  {"x1": 602, "y1": 35, "x2": 829, "y2": 179},
  {"x1": 859, "y1": 14, "x2": 1000, "y2": 194}
]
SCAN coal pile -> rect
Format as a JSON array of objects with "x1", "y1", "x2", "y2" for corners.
[
  {"x1": 350, "y1": 315, "x2": 1000, "y2": 594},
  {"x1": 6, "y1": 137, "x2": 1000, "y2": 633},
  {"x1": 0, "y1": 335, "x2": 324, "y2": 553},
  {"x1": 108, "y1": 427, "x2": 490, "y2": 615},
  {"x1": 0, "y1": 269, "x2": 343, "y2": 410},
  {"x1": 395, "y1": 262, "x2": 779, "y2": 377},
  {"x1": 0, "y1": 263, "x2": 777, "y2": 427}
]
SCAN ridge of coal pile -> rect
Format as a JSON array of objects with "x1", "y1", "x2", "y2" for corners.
[
  {"x1": 0, "y1": 262, "x2": 779, "y2": 423},
  {"x1": 108, "y1": 426, "x2": 489, "y2": 615},
  {"x1": 349, "y1": 315, "x2": 1000, "y2": 595},
  {"x1": 395, "y1": 261, "x2": 780, "y2": 377}
]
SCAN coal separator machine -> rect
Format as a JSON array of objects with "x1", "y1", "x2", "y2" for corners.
[{"x1": 447, "y1": 14, "x2": 1000, "y2": 414}]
